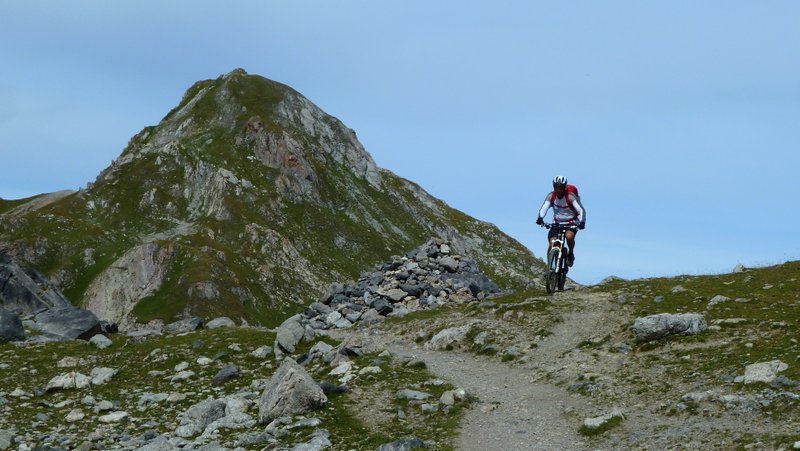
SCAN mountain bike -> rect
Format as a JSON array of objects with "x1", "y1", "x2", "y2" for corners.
[{"x1": 540, "y1": 223, "x2": 577, "y2": 293}]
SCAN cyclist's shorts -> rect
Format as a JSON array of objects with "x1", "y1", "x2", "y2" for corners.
[{"x1": 548, "y1": 225, "x2": 577, "y2": 240}]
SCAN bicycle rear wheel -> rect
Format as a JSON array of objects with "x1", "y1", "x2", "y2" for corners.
[{"x1": 546, "y1": 248, "x2": 559, "y2": 294}]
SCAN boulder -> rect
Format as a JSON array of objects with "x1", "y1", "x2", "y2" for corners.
[
  {"x1": 0, "y1": 308, "x2": 24, "y2": 342},
  {"x1": 425, "y1": 324, "x2": 472, "y2": 350},
  {"x1": 258, "y1": 358, "x2": 327, "y2": 424},
  {"x1": 89, "y1": 334, "x2": 112, "y2": 349},
  {"x1": 213, "y1": 364, "x2": 241, "y2": 385},
  {"x1": 175, "y1": 398, "x2": 227, "y2": 438},
  {"x1": 743, "y1": 360, "x2": 788, "y2": 384},
  {"x1": 706, "y1": 295, "x2": 730, "y2": 310},
  {"x1": 205, "y1": 317, "x2": 235, "y2": 329},
  {"x1": 45, "y1": 372, "x2": 91, "y2": 391},
  {"x1": 632, "y1": 313, "x2": 707, "y2": 342},
  {"x1": 0, "y1": 253, "x2": 72, "y2": 313},
  {"x1": 32, "y1": 306, "x2": 101, "y2": 340},
  {"x1": 275, "y1": 315, "x2": 305, "y2": 353},
  {"x1": 164, "y1": 317, "x2": 203, "y2": 334}
]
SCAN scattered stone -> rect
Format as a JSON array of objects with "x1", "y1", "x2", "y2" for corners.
[
  {"x1": 706, "y1": 295, "x2": 730, "y2": 310},
  {"x1": 90, "y1": 367, "x2": 117, "y2": 385},
  {"x1": 396, "y1": 389, "x2": 431, "y2": 401},
  {"x1": 671, "y1": 285, "x2": 687, "y2": 294},
  {"x1": 319, "y1": 381, "x2": 349, "y2": 394},
  {"x1": 213, "y1": 364, "x2": 241, "y2": 385},
  {"x1": 425, "y1": 324, "x2": 472, "y2": 350},
  {"x1": 171, "y1": 371, "x2": 196, "y2": 382},
  {"x1": 66, "y1": 409, "x2": 85, "y2": 422},
  {"x1": 89, "y1": 334, "x2": 112, "y2": 349},
  {"x1": 732, "y1": 263, "x2": 746, "y2": 273},
  {"x1": 174, "y1": 361, "x2": 189, "y2": 372},
  {"x1": 175, "y1": 398, "x2": 227, "y2": 438},
  {"x1": 653, "y1": 295, "x2": 664, "y2": 304},
  {"x1": 251, "y1": 346, "x2": 270, "y2": 359},
  {"x1": 205, "y1": 317, "x2": 235, "y2": 329},
  {"x1": 57, "y1": 356, "x2": 83, "y2": 367},
  {"x1": 291, "y1": 428, "x2": 331, "y2": 451},
  {"x1": 95, "y1": 400, "x2": 114, "y2": 412},
  {"x1": 376, "y1": 437, "x2": 429, "y2": 451},
  {"x1": 744, "y1": 360, "x2": 788, "y2": 384},
  {"x1": 164, "y1": 317, "x2": 203, "y2": 334},
  {"x1": 582, "y1": 409, "x2": 624, "y2": 431},
  {"x1": 45, "y1": 372, "x2": 91, "y2": 391},
  {"x1": 98, "y1": 411, "x2": 128, "y2": 423},
  {"x1": 197, "y1": 357, "x2": 213, "y2": 366},
  {"x1": 258, "y1": 358, "x2": 327, "y2": 424},
  {"x1": 276, "y1": 315, "x2": 305, "y2": 353},
  {"x1": 631, "y1": 313, "x2": 707, "y2": 342},
  {"x1": 0, "y1": 429, "x2": 13, "y2": 450}
]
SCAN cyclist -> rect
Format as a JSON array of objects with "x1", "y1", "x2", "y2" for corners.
[{"x1": 536, "y1": 175, "x2": 586, "y2": 267}]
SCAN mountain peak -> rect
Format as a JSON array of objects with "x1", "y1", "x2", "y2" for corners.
[{"x1": 1, "y1": 70, "x2": 541, "y2": 329}]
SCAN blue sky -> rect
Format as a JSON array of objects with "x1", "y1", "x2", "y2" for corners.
[{"x1": 1, "y1": 1, "x2": 798, "y2": 284}]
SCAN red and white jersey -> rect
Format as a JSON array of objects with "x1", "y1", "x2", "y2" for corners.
[{"x1": 538, "y1": 192, "x2": 585, "y2": 224}]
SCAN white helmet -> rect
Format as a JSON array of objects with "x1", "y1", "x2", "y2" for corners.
[{"x1": 552, "y1": 175, "x2": 567, "y2": 186}]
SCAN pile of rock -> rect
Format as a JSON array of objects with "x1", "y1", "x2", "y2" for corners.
[{"x1": 299, "y1": 239, "x2": 500, "y2": 334}]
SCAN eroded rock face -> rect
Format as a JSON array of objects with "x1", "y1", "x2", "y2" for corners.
[{"x1": 83, "y1": 242, "x2": 174, "y2": 327}]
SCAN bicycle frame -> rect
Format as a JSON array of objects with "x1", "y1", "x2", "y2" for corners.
[{"x1": 541, "y1": 223, "x2": 576, "y2": 293}]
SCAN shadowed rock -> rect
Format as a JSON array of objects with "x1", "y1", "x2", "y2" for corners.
[{"x1": 0, "y1": 308, "x2": 24, "y2": 342}]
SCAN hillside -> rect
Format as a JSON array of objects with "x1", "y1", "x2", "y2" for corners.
[
  {"x1": 0, "y1": 69, "x2": 542, "y2": 329},
  {"x1": 0, "y1": 260, "x2": 797, "y2": 449}
]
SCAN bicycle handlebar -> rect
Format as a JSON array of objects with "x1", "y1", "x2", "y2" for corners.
[{"x1": 539, "y1": 223, "x2": 578, "y2": 230}]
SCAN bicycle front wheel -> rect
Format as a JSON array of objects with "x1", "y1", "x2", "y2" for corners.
[{"x1": 546, "y1": 248, "x2": 560, "y2": 294}]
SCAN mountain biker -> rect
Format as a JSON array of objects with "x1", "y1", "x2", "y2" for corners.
[{"x1": 536, "y1": 175, "x2": 586, "y2": 267}]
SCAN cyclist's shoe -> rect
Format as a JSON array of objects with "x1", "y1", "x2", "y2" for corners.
[{"x1": 567, "y1": 253, "x2": 575, "y2": 267}]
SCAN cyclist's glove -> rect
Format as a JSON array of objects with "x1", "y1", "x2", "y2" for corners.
[
  {"x1": 536, "y1": 217, "x2": 544, "y2": 226},
  {"x1": 578, "y1": 221, "x2": 585, "y2": 230}
]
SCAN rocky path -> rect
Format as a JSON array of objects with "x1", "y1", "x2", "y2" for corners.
[
  {"x1": 390, "y1": 345, "x2": 587, "y2": 450},
  {"x1": 386, "y1": 289, "x2": 623, "y2": 450}
]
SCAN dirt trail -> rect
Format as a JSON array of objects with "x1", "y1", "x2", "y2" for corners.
[{"x1": 386, "y1": 289, "x2": 623, "y2": 450}]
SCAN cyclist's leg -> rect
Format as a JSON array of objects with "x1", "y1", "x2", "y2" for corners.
[{"x1": 566, "y1": 229, "x2": 577, "y2": 265}]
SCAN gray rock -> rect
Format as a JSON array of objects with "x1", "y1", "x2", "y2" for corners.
[
  {"x1": 632, "y1": 313, "x2": 707, "y2": 342},
  {"x1": 32, "y1": 306, "x2": 101, "y2": 340},
  {"x1": 205, "y1": 317, "x2": 235, "y2": 329},
  {"x1": 45, "y1": 372, "x2": 91, "y2": 391},
  {"x1": 276, "y1": 315, "x2": 305, "y2": 353},
  {"x1": 653, "y1": 296, "x2": 665, "y2": 304},
  {"x1": 376, "y1": 437, "x2": 429, "y2": 451},
  {"x1": 98, "y1": 411, "x2": 128, "y2": 423},
  {"x1": 0, "y1": 253, "x2": 72, "y2": 313},
  {"x1": 258, "y1": 358, "x2": 327, "y2": 424},
  {"x1": 396, "y1": 389, "x2": 431, "y2": 400},
  {"x1": 89, "y1": 334, "x2": 112, "y2": 349},
  {"x1": 733, "y1": 263, "x2": 746, "y2": 273},
  {"x1": 164, "y1": 317, "x2": 203, "y2": 334},
  {"x1": 744, "y1": 360, "x2": 788, "y2": 384},
  {"x1": 438, "y1": 256, "x2": 459, "y2": 272},
  {"x1": 425, "y1": 324, "x2": 472, "y2": 350},
  {"x1": 175, "y1": 398, "x2": 227, "y2": 438},
  {"x1": 706, "y1": 295, "x2": 730, "y2": 310},
  {"x1": 0, "y1": 428, "x2": 14, "y2": 450},
  {"x1": 0, "y1": 308, "x2": 24, "y2": 342},
  {"x1": 291, "y1": 428, "x2": 331, "y2": 451},
  {"x1": 671, "y1": 285, "x2": 687, "y2": 294},
  {"x1": 213, "y1": 364, "x2": 241, "y2": 385},
  {"x1": 371, "y1": 299, "x2": 393, "y2": 316},
  {"x1": 582, "y1": 409, "x2": 624, "y2": 430},
  {"x1": 90, "y1": 367, "x2": 117, "y2": 385},
  {"x1": 384, "y1": 288, "x2": 409, "y2": 303}
]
